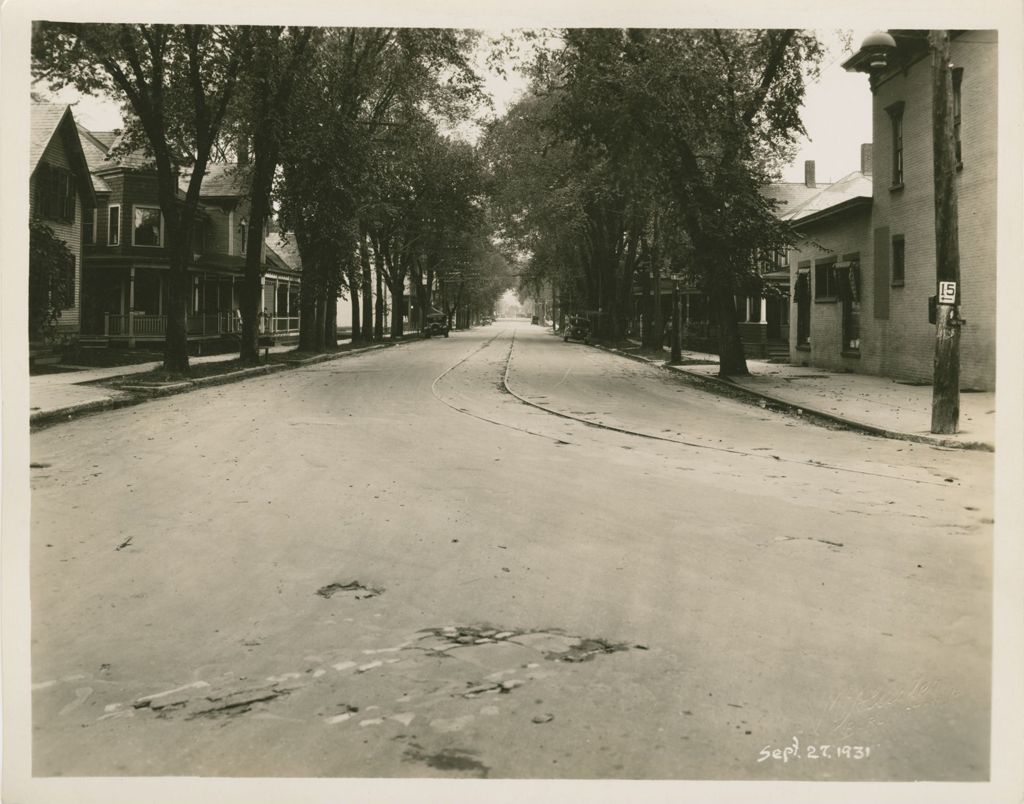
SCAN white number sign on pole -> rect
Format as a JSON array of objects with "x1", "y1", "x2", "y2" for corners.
[{"x1": 938, "y1": 281, "x2": 957, "y2": 304}]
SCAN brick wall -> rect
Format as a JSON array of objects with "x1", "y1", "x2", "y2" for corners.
[
  {"x1": 869, "y1": 32, "x2": 997, "y2": 390},
  {"x1": 788, "y1": 205, "x2": 873, "y2": 373}
]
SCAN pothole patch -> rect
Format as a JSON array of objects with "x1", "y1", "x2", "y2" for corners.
[
  {"x1": 418, "y1": 626, "x2": 634, "y2": 665},
  {"x1": 316, "y1": 581, "x2": 382, "y2": 600},
  {"x1": 402, "y1": 743, "x2": 490, "y2": 778},
  {"x1": 548, "y1": 637, "x2": 630, "y2": 663},
  {"x1": 132, "y1": 681, "x2": 294, "y2": 720}
]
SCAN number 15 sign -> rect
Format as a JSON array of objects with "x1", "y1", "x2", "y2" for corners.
[{"x1": 938, "y1": 281, "x2": 957, "y2": 304}]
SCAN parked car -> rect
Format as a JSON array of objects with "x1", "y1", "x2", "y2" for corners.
[
  {"x1": 531, "y1": 315, "x2": 539, "y2": 325},
  {"x1": 563, "y1": 315, "x2": 591, "y2": 344},
  {"x1": 423, "y1": 313, "x2": 450, "y2": 338}
]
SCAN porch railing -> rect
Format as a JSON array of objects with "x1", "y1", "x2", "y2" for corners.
[
  {"x1": 271, "y1": 316, "x2": 300, "y2": 334},
  {"x1": 103, "y1": 311, "x2": 293, "y2": 340}
]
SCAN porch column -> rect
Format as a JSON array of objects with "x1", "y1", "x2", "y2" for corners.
[{"x1": 128, "y1": 267, "x2": 136, "y2": 347}]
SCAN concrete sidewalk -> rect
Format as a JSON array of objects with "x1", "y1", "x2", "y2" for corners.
[
  {"x1": 610, "y1": 344, "x2": 995, "y2": 451},
  {"x1": 29, "y1": 342, "x2": 350, "y2": 426}
]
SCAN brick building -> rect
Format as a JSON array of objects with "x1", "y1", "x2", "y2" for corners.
[
  {"x1": 784, "y1": 149, "x2": 874, "y2": 371},
  {"x1": 816, "y1": 30, "x2": 999, "y2": 391}
]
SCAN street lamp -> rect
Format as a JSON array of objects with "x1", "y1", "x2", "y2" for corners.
[{"x1": 858, "y1": 31, "x2": 898, "y2": 70}]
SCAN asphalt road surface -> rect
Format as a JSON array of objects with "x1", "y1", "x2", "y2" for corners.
[{"x1": 29, "y1": 320, "x2": 993, "y2": 780}]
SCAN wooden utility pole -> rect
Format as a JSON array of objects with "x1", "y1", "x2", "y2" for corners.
[
  {"x1": 669, "y1": 275, "x2": 683, "y2": 364},
  {"x1": 929, "y1": 30, "x2": 963, "y2": 434}
]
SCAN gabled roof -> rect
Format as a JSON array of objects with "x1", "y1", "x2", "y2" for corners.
[
  {"x1": 265, "y1": 231, "x2": 301, "y2": 272},
  {"x1": 180, "y1": 163, "x2": 250, "y2": 199},
  {"x1": 104, "y1": 131, "x2": 156, "y2": 170},
  {"x1": 89, "y1": 130, "x2": 118, "y2": 149},
  {"x1": 30, "y1": 103, "x2": 69, "y2": 170},
  {"x1": 761, "y1": 182, "x2": 822, "y2": 214},
  {"x1": 785, "y1": 170, "x2": 873, "y2": 224},
  {"x1": 31, "y1": 102, "x2": 97, "y2": 206},
  {"x1": 76, "y1": 124, "x2": 114, "y2": 192}
]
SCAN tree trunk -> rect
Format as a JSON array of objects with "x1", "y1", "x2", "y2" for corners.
[
  {"x1": 324, "y1": 290, "x2": 338, "y2": 348},
  {"x1": 350, "y1": 281, "x2": 360, "y2": 341},
  {"x1": 164, "y1": 252, "x2": 191, "y2": 374},
  {"x1": 359, "y1": 227, "x2": 373, "y2": 342},
  {"x1": 651, "y1": 216, "x2": 664, "y2": 351},
  {"x1": 299, "y1": 253, "x2": 319, "y2": 352},
  {"x1": 374, "y1": 246, "x2": 385, "y2": 340},
  {"x1": 389, "y1": 254, "x2": 406, "y2": 339},
  {"x1": 713, "y1": 285, "x2": 749, "y2": 376},
  {"x1": 241, "y1": 150, "x2": 274, "y2": 365}
]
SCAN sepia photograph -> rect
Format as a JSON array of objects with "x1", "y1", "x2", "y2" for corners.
[{"x1": 2, "y1": 1, "x2": 1022, "y2": 802}]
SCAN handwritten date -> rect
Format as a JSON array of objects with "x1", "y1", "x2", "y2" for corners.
[{"x1": 757, "y1": 737, "x2": 871, "y2": 763}]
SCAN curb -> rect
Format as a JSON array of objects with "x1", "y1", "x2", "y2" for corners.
[
  {"x1": 596, "y1": 343, "x2": 994, "y2": 453},
  {"x1": 29, "y1": 341, "x2": 401, "y2": 430}
]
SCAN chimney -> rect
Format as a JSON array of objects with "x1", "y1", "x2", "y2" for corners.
[
  {"x1": 860, "y1": 143, "x2": 873, "y2": 175},
  {"x1": 804, "y1": 159, "x2": 816, "y2": 188},
  {"x1": 237, "y1": 134, "x2": 250, "y2": 167}
]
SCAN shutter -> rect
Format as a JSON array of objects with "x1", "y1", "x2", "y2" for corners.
[
  {"x1": 35, "y1": 163, "x2": 49, "y2": 216},
  {"x1": 849, "y1": 263, "x2": 861, "y2": 303},
  {"x1": 64, "y1": 172, "x2": 76, "y2": 222},
  {"x1": 794, "y1": 273, "x2": 809, "y2": 303}
]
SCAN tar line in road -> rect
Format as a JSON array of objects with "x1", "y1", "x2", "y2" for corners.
[{"x1": 438, "y1": 329, "x2": 953, "y2": 489}]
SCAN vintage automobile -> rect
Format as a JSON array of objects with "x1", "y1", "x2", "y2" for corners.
[
  {"x1": 563, "y1": 315, "x2": 591, "y2": 344},
  {"x1": 422, "y1": 313, "x2": 450, "y2": 338}
]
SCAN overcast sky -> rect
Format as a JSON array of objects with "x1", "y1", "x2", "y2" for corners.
[{"x1": 40, "y1": 28, "x2": 873, "y2": 187}]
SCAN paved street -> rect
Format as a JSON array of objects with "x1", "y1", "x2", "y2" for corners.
[{"x1": 30, "y1": 320, "x2": 993, "y2": 780}]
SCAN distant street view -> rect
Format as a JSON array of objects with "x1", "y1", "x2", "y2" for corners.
[{"x1": 11, "y1": 19, "x2": 1002, "y2": 796}]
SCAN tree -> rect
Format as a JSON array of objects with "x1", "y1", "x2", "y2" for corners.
[
  {"x1": 225, "y1": 26, "x2": 317, "y2": 364},
  {"x1": 276, "y1": 26, "x2": 485, "y2": 351},
  {"x1": 28, "y1": 220, "x2": 75, "y2": 342},
  {"x1": 519, "y1": 28, "x2": 823, "y2": 374},
  {"x1": 33, "y1": 23, "x2": 253, "y2": 374}
]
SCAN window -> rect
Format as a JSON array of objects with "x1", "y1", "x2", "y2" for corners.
[
  {"x1": 133, "y1": 206, "x2": 163, "y2": 247},
  {"x1": 239, "y1": 218, "x2": 248, "y2": 256},
  {"x1": 952, "y1": 68, "x2": 963, "y2": 167},
  {"x1": 838, "y1": 260, "x2": 861, "y2": 354},
  {"x1": 84, "y1": 207, "x2": 96, "y2": 245},
  {"x1": 108, "y1": 205, "x2": 120, "y2": 245},
  {"x1": 892, "y1": 236, "x2": 905, "y2": 286},
  {"x1": 814, "y1": 259, "x2": 838, "y2": 301},
  {"x1": 886, "y1": 101, "x2": 905, "y2": 187},
  {"x1": 34, "y1": 163, "x2": 75, "y2": 223}
]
